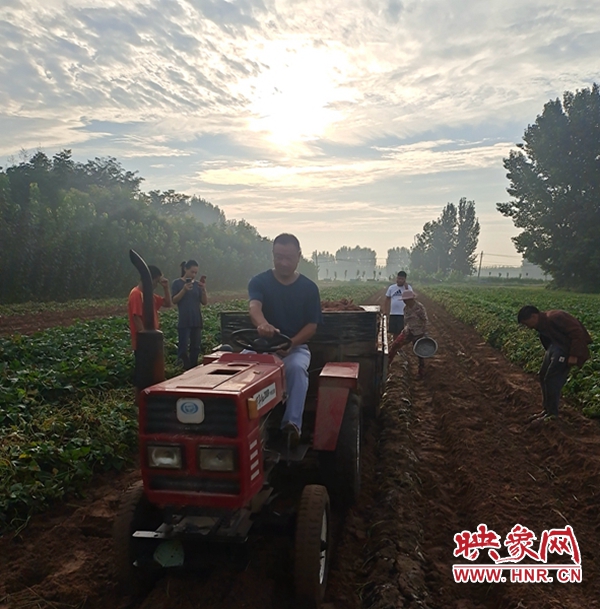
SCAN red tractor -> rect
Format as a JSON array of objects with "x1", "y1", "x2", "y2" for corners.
[{"x1": 114, "y1": 252, "x2": 387, "y2": 607}]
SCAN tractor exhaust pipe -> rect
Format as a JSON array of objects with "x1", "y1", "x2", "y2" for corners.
[{"x1": 129, "y1": 249, "x2": 165, "y2": 391}]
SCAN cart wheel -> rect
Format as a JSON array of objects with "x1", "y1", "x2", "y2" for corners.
[
  {"x1": 294, "y1": 485, "x2": 331, "y2": 608},
  {"x1": 319, "y1": 392, "x2": 361, "y2": 508},
  {"x1": 113, "y1": 481, "x2": 163, "y2": 595}
]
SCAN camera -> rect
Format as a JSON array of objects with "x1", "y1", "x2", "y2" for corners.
[{"x1": 185, "y1": 278, "x2": 192, "y2": 283}]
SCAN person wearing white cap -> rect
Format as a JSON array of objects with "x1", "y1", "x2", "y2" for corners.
[{"x1": 388, "y1": 290, "x2": 429, "y2": 377}]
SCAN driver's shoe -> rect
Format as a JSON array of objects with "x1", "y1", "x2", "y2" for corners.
[{"x1": 282, "y1": 422, "x2": 301, "y2": 450}]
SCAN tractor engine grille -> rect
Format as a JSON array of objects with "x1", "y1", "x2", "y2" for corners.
[
  {"x1": 144, "y1": 395, "x2": 238, "y2": 437},
  {"x1": 149, "y1": 475, "x2": 240, "y2": 495}
]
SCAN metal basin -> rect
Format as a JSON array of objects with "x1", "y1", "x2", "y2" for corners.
[{"x1": 413, "y1": 336, "x2": 438, "y2": 358}]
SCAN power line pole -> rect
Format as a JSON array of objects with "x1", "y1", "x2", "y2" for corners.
[{"x1": 477, "y1": 251, "x2": 483, "y2": 279}]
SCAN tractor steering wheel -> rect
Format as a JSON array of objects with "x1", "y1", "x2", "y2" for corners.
[{"x1": 231, "y1": 329, "x2": 293, "y2": 354}]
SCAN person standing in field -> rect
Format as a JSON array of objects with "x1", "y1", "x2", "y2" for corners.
[
  {"x1": 171, "y1": 259, "x2": 208, "y2": 370},
  {"x1": 384, "y1": 271, "x2": 413, "y2": 339},
  {"x1": 127, "y1": 264, "x2": 172, "y2": 351},
  {"x1": 518, "y1": 305, "x2": 592, "y2": 422},
  {"x1": 388, "y1": 290, "x2": 429, "y2": 378}
]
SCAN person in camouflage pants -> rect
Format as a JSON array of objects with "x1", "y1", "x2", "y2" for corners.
[{"x1": 389, "y1": 290, "x2": 429, "y2": 378}]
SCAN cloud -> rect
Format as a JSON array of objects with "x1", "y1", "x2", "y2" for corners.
[
  {"x1": 1, "y1": 0, "x2": 599, "y2": 259},
  {"x1": 188, "y1": 139, "x2": 512, "y2": 193},
  {"x1": 0, "y1": 114, "x2": 101, "y2": 157}
]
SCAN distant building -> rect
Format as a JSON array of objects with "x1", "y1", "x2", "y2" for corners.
[
  {"x1": 479, "y1": 259, "x2": 548, "y2": 280},
  {"x1": 521, "y1": 260, "x2": 547, "y2": 280},
  {"x1": 315, "y1": 258, "x2": 385, "y2": 281}
]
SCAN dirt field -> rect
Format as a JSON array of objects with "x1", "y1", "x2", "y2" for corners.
[
  {"x1": 0, "y1": 304, "x2": 129, "y2": 337},
  {"x1": 1, "y1": 291, "x2": 599, "y2": 609},
  {"x1": 0, "y1": 292, "x2": 248, "y2": 337}
]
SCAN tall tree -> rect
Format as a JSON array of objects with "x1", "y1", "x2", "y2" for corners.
[
  {"x1": 311, "y1": 250, "x2": 335, "y2": 280},
  {"x1": 311, "y1": 251, "x2": 335, "y2": 266},
  {"x1": 411, "y1": 199, "x2": 479, "y2": 276},
  {"x1": 454, "y1": 198, "x2": 480, "y2": 275},
  {"x1": 385, "y1": 246, "x2": 411, "y2": 275},
  {"x1": 411, "y1": 204, "x2": 456, "y2": 274},
  {"x1": 334, "y1": 246, "x2": 377, "y2": 280},
  {"x1": 147, "y1": 191, "x2": 224, "y2": 224},
  {"x1": 497, "y1": 84, "x2": 600, "y2": 290},
  {"x1": 335, "y1": 246, "x2": 377, "y2": 267}
]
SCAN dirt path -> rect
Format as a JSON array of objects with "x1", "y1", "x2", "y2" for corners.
[
  {"x1": 0, "y1": 305, "x2": 129, "y2": 337},
  {"x1": 2, "y1": 290, "x2": 599, "y2": 608},
  {"x1": 348, "y1": 291, "x2": 600, "y2": 609},
  {"x1": 0, "y1": 292, "x2": 248, "y2": 337}
]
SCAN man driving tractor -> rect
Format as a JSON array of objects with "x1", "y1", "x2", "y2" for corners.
[{"x1": 248, "y1": 233, "x2": 323, "y2": 446}]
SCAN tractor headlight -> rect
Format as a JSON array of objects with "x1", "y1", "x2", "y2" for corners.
[
  {"x1": 198, "y1": 447, "x2": 237, "y2": 472},
  {"x1": 148, "y1": 445, "x2": 183, "y2": 469}
]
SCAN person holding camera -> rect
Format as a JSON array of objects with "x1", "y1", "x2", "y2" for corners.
[{"x1": 171, "y1": 259, "x2": 208, "y2": 370}]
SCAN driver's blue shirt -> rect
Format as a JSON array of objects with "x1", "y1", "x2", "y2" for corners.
[{"x1": 248, "y1": 270, "x2": 322, "y2": 339}]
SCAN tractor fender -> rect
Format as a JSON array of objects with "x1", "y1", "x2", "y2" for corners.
[{"x1": 313, "y1": 362, "x2": 359, "y2": 451}]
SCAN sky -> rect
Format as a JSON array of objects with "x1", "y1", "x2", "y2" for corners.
[{"x1": 2, "y1": 0, "x2": 599, "y2": 268}]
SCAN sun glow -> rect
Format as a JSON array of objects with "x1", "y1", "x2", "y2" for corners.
[{"x1": 244, "y1": 41, "x2": 354, "y2": 148}]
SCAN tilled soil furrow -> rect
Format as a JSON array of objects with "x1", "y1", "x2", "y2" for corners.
[{"x1": 407, "y1": 294, "x2": 599, "y2": 609}]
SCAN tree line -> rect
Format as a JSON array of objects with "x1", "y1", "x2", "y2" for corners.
[
  {"x1": 312, "y1": 245, "x2": 411, "y2": 280},
  {"x1": 312, "y1": 246, "x2": 380, "y2": 280},
  {"x1": 0, "y1": 151, "x2": 315, "y2": 304}
]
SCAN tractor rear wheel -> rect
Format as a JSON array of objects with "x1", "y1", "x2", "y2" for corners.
[
  {"x1": 294, "y1": 484, "x2": 331, "y2": 608},
  {"x1": 113, "y1": 480, "x2": 163, "y2": 595},
  {"x1": 319, "y1": 392, "x2": 361, "y2": 508}
]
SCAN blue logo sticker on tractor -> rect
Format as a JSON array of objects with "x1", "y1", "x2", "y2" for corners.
[
  {"x1": 176, "y1": 398, "x2": 205, "y2": 424},
  {"x1": 181, "y1": 401, "x2": 199, "y2": 415}
]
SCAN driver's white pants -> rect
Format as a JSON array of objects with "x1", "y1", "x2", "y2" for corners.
[{"x1": 280, "y1": 345, "x2": 311, "y2": 431}]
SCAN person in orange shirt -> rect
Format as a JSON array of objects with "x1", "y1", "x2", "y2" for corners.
[{"x1": 127, "y1": 265, "x2": 172, "y2": 351}]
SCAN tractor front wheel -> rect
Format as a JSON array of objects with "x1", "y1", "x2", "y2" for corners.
[
  {"x1": 113, "y1": 480, "x2": 163, "y2": 595},
  {"x1": 294, "y1": 484, "x2": 331, "y2": 608}
]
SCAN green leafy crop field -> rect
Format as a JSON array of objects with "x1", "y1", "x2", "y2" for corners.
[
  {"x1": 0, "y1": 284, "x2": 382, "y2": 529},
  {"x1": 319, "y1": 281, "x2": 386, "y2": 303},
  {"x1": 424, "y1": 285, "x2": 600, "y2": 418}
]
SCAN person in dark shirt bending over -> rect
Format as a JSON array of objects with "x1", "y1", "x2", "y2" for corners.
[
  {"x1": 518, "y1": 305, "x2": 592, "y2": 422},
  {"x1": 248, "y1": 233, "x2": 323, "y2": 446}
]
